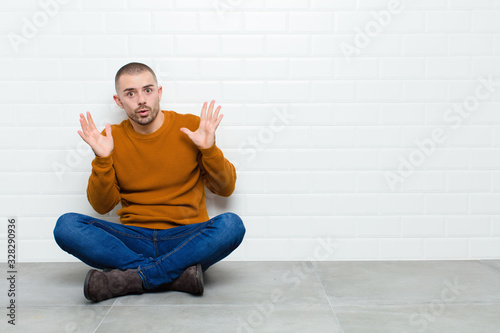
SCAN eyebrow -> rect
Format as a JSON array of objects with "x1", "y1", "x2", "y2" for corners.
[{"x1": 123, "y1": 84, "x2": 155, "y2": 93}]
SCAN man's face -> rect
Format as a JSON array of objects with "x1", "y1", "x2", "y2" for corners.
[{"x1": 113, "y1": 71, "x2": 163, "y2": 127}]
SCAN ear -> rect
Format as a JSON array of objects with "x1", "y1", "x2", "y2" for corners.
[
  {"x1": 158, "y1": 85, "x2": 163, "y2": 101},
  {"x1": 113, "y1": 94, "x2": 124, "y2": 109}
]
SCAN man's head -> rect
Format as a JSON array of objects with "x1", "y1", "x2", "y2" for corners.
[{"x1": 113, "y1": 62, "x2": 163, "y2": 133}]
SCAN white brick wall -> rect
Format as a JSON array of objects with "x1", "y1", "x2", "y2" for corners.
[{"x1": 1, "y1": 0, "x2": 500, "y2": 262}]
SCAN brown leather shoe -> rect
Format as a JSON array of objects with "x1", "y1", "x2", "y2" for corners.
[
  {"x1": 84, "y1": 269, "x2": 144, "y2": 302},
  {"x1": 156, "y1": 263, "x2": 204, "y2": 295}
]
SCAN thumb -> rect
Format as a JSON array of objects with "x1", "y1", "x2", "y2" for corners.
[
  {"x1": 180, "y1": 127, "x2": 193, "y2": 137},
  {"x1": 105, "y1": 123, "x2": 112, "y2": 138}
]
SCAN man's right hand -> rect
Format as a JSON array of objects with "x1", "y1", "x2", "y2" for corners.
[{"x1": 78, "y1": 112, "x2": 114, "y2": 158}]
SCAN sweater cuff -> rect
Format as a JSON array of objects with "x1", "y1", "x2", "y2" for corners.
[
  {"x1": 199, "y1": 144, "x2": 221, "y2": 159},
  {"x1": 92, "y1": 155, "x2": 113, "y2": 169}
]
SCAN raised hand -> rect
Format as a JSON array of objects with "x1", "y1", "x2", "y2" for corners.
[
  {"x1": 180, "y1": 100, "x2": 223, "y2": 149},
  {"x1": 78, "y1": 112, "x2": 114, "y2": 158}
]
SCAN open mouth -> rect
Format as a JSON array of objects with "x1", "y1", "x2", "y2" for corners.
[{"x1": 137, "y1": 109, "x2": 150, "y2": 116}]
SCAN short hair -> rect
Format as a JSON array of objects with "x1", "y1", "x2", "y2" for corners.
[{"x1": 115, "y1": 62, "x2": 158, "y2": 92}]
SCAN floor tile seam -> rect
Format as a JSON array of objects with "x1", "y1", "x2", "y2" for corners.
[
  {"x1": 312, "y1": 261, "x2": 346, "y2": 333},
  {"x1": 92, "y1": 299, "x2": 117, "y2": 333},
  {"x1": 330, "y1": 300, "x2": 500, "y2": 307},
  {"x1": 109, "y1": 302, "x2": 333, "y2": 308}
]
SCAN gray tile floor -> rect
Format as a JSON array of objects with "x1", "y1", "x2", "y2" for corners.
[{"x1": 1, "y1": 260, "x2": 500, "y2": 332}]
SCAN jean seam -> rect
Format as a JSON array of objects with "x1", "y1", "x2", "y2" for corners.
[
  {"x1": 89, "y1": 221, "x2": 152, "y2": 240},
  {"x1": 140, "y1": 218, "x2": 215, "y2": 273}
]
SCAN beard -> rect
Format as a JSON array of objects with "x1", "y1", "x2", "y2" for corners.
[{"x1": 127, "y1": 102, "x2": 160, "y2": 126}]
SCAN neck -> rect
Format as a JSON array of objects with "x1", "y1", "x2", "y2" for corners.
[{"x1": 130, "y1": 111, "x2": 165, "y2": 134}]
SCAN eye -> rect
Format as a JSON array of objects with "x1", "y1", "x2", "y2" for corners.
[
  {"x1": 127, "y1": 91, "x2": 135, "y2": 97},
  {"x1": 145, "y1": 88, "x2": 152, "y2": 94}
]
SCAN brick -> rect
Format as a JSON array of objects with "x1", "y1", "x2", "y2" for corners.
[
  {"x1": 244, "y1": 239, "x2": 290, "y2": 259},
  {"x1": 380, "y1": 57, "x2": 425, "y2": 79},
  {"x1": 154, "y1": 58, "x2": 198, "y2": 79},
  {"x1": 449, "y1": 34, "x2": 494, "y2": 56},
  {"x1": 335, "y1": 239, "x2": 380, "y2": 259},
  {"x1": 267, "y1": 81, "x2": 311, "y2": 102},
  {"x1": 403, "y1": 80, "x2": 447, "y2": 102},
  {"x1": 84, "y1": 35, "x2": 128, "y2": 57},
  {"x1": 244, "y1": 58, "x2": 288, "y2": 78},
  {"x1": 381, "y1": 103, "x2": 426, "y2": 124},
  {"x1": 357, "y1": 127, "x2": 401, "y2": 147},
  {"x1": 35, "y1": 36, "x2": 83, "y2": 57},
  {"x1": 201, "y1": 59, "x2": 243, "y2": 78},
  {"x1": 335, "y1": 149, "x2": 378, "y2": 170},
  {"x1": 446, "y1": 216, "x2": 490, "y2": 236},
  {"x1": 380, "y1": 194, "x2": 423, "y2": 214},
  {"x1": 129, "y1": 35, "x2": 174, "y2": 56},
  {"x1": 401, "y1": 171, "x2": 446, "y2": 192},
  {"x1": 357, "y1": 216, "x2": 400, "y2": 237},
  {"x1": 61, "y1": 59, "x2": 107, "y2": 80},
  {"x1": 290, "y1": 12, "x2": 332, "y2": 32},
  {"x1": 450, "y1": 0, "x2": 493, "y2": 9},
  {"x1": 425, "y1": 194, "x2": 468, "y2": 214},
  {"x1": 357, "y1": 80, "x2": 402, "y2": 102},
  {"x1": 129, "y1": 0, "x2": 173, "y2": 9},
  {"x1": 426, "y1": 58, "x2": 471, "y2": 79},
  {"x1": 265, "y1": 35, "x2": 309, "y2": 55},
  {"x1": 424, "y1": 239, "x2": 469, "y2": 259},
  {"x1": 470, "y1": 239, "x2": 500, "y2": 258},
  {"x1": 427, "y1": 11, "x2": 471, "y2": 32},
  {"x1": 244, "y1": 12, "x2": 287, "y2": 32},
  {"x1": 287, "y1": 149, "x2": 334, "y2": 170},
  {"x1": 222, "y1": 81, "x2": 265, "y2": 102},
  {"x1": 358, "y1": 172, "x2": 396, "y2": 193},
  {"x1": 311, "y1": 0, "x2": 355, "y2": 9},
  {"x1": 246, "y1": 194, "x2": 288, "y2": 215},
  {"x1": 470, "y1": 194, "x2": 500, "y2": 213},
  {"x1": 175, "y1": 81, "x2": 222, "y2": 102},
  {"x1": 403, "y1": 35, "x2": 448, "y2": 56},
  {"x1": 60, "y1": 12, "x2": 105, "y2": 33},
  {"x1": 199, "y1": 11, "x2": 243, "y2": 32},
  {"x1": 289, "y1": 194, "x2": 334, "y2": 216},
  {"x1": 106, "y1": 12, "x2": 151, "y2": 33},
  {"x1": 401, "y1": 216, "x2": 446, "y2": 237},
  {"x1": 153, "y1": 12, "x2": 197, "y2": 32},
  {"x1": 335, "y1": 57, "x2": 379, "y2": 79},
  {"x1": 310, "y1": 171, "x2": 357, "y2": 193},
  {"x1": 473, "y1": 10, "x2": 500, "y2": 32},
  {"x1": 335, "y1": 103, "x2": 379, "y2": 125},
  {"x1": 380, "y1": 239, "x2": 423, "y2": 259},
  {"x1": 268, "y1": 217, "x2": 313, "y2": 238},
  {"x1": 312, "y1": 80, "x2": 356, "y2": 102},
  {"x1": 334, "y1": 194, "x2": 378, "y2": 215},
  {"x1": 290, "y1": 58, "x2": 333, "y2": 78},
  {"x1": 221, "y1": 35, "x2": 263, "y2": 55},
  {"x1": 266, "y1": 0, "x2": 308, "y2": 9},
  {"x1": 15, "y1": 59, "x2": 60, "y2": 80},
  {"x1": 82, "y1": 0, "x2": 127, "y2": 9},
  {"x1": 311, "y1": 126, "x2": 356, "y2": 148}
]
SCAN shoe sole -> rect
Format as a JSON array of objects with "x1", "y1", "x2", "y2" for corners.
[
  {"x1": 83, "y1": 269, "x2": 97, "y2": 301},
  {"x1": 196, "y1": 263, "x2": 204, "y2": 295}
]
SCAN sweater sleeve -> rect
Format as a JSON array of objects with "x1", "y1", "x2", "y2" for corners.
[
  {"x1": 198, "y1": 144, "x2": 236, "y2": 197},
  {"x1": 87, "y1": 155, "x2": 121, "y2": 214}
]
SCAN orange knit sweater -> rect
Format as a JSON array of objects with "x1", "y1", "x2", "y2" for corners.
[{"x1": 87, "y1": 110, "x2": 236, "y2": 229}]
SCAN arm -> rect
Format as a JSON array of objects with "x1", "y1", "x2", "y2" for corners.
[
  {"x1": 78, "y1": 112, "x2": 121, "y2": 214},
  {"x1": 181, "y1": 100, "x2": 236, "y2": 196}
]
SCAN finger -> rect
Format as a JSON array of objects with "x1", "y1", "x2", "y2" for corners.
[
  {"x1": 77, "y1": 130, "x2": 90, "y2": 145},
  {"x1": 206, "y1": 100, "x2": 215, "y2": 121},
  {"x1": 79, "y1": 114, "x2": 90, "y2": 135},
  {"x1": 213, "y1": 113, "x2": 224, "y2": 131},
  {"x1": 180, "y1": 127, "x2": 193, "y2": 137},
  {"x1": 212, "y1": 105, "x2": 221, "y2": 124},
  {"x1": 104, "y1": 123, "x2": 112, "y2": 138},
  {"x1": 87, "y1": 111, "x2": 97, "y2": 131},
  {"x1": 200, "y1": 101, "x2": 208, "y2": 121}
]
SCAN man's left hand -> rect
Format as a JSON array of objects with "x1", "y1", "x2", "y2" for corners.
[{"x1": 181, "y1": 100, "x2": 223, "y2": 149}]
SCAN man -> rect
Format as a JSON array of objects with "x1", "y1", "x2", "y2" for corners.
[{"x1": 53, "y1": 62, "x2": 245, "y2": 302}]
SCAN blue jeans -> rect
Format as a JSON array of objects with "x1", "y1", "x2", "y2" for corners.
[{"x1": 53, "y1": 212, "x2": 245, "y2": 290}]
